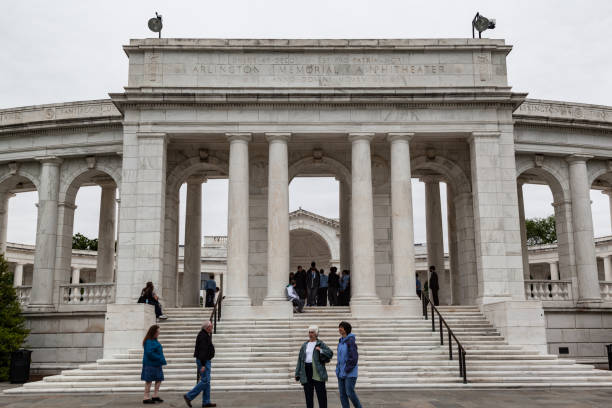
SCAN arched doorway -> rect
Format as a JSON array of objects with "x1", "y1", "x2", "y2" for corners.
[{"x1": 290, "y1": 229, "x2": 334, "y2": 273}]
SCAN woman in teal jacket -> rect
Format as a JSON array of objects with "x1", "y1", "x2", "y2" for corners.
[
  {"x1": 141, "y1": 324, "x2": 167, "y2": 404},
  {"x1": 295, "y1": 325, "x2": 333, "y2": 408}
]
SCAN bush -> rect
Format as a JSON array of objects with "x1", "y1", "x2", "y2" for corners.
[{"x1": 0, "y1": 254, "x2": 30, "y2": 380}]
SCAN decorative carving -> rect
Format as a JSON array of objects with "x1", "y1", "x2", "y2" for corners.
[
  {"x1": 313, "y1": 148, "x2": 323, "y2": 161},
  {"x1": 426, "y1": 147, "x2": 436, "y2": 161},
  {"x1": 86, "y1": 156, "x2": 96, "y2": 169},
  {"x1": 534, "y1": 154, "x2": 544, "y2": 168},
  {"x1": 199, "y1": 149, "x2": 209, "y2": 162},
  {"x1": 8, "y1": 162, "x2": 19, "y2": 175}
]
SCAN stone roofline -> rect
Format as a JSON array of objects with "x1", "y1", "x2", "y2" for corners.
[
  {"x1": 289, "y1": 208, "x2": 340, "y2": 228},
  {"x1": 124, "y1": 38, "x2": 511, "y2": 53},
  {"x1": 2, "y1": 97, "x2": 611, "y2": 131}
]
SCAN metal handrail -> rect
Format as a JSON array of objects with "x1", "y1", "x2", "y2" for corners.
[
  {"x1": 421, "y1": 293, "x2": 467, "y2": 383},
  {"x1": 208, "y1": 289, "x2": 224, "y2": 335}
]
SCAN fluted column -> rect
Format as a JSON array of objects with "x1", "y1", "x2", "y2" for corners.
[
  {"x1": 0, "y1": 192, "x2": 14, "y2": 254},
  {"x1": 225, "y1": 133, "x2": 252, "y2": 307},
  {"x1": 388, "y1": 133, "x2": 418, "y2": 305},
  {"x1": 603, "y1": 256, "x2": 612, "y2": 282},
  {"x1": 447, "y1": 186, "x2": 459, "y2": 305},
  {"x1": 71, "y1": 267, "x2": 81, "y2": 284},
  {"x1": 339, "y1": 179, "x2": 352, "y2": 272},
  {"x1": 30, "y1": 157, "x2": 62, "y2": 309},
  {"x1": 423, "y1": 176, "x2": 445, "y2": 283},
  {"x1": 96, "y1": 182, "x2": 116, "y2": 282},
  {"x1": 604, "y1": 190, "x2": 612, "y2": 235},
  {"x1": 549, "y1": 262, "x2": 559, "y2": 280},
  {"x1": 263, "y1": 133, "x2": 291, "y2": 307},
  {"x1": 183, "y1": 176, "x2": 205, "y2": 307},
  {"x1": 517, "y1": 181, "x2": 531, "y2": 279},
  {"x1": 348, "y1": 133, "x2": 380, "y2": 306},
  {"x1": 566, "y1": 154, "x2": 601, "y2": 302},
  {"x1": 13, "y1": 262, "x2": 24, "y2": 287}
]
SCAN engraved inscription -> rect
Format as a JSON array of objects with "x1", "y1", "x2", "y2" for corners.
[{"x1": 517, "y1": 101, "x2": 611, "y2": 123}]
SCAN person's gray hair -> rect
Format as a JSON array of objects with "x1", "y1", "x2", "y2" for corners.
[
  {"x1": 202, "y1": 320, "x2": 212, "y2": 330},
  {"x1": 308, "y1": 325, "x2": 319, "y2": 336}
]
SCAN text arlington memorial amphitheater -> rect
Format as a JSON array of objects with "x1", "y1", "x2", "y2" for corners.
[{"x1": 3, "y1": 38, "x2": 612, "y2": 392}]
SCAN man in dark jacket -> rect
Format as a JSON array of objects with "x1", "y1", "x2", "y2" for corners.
[
  {"x1": 184, "y1": 321, "x2": 216, "y2": 407},
  {"x1": 295, "y1": 265, "x2": 307, "y2": 303},
  {"x1": 328, "y1": 267, "x2": 340, "y2": 306},
  {"x1": 306, "y1": 261, "x2": 320, "y2": 306},
  {"x1": 429, "y1": 265, "x2": 440, "y2": 306}
]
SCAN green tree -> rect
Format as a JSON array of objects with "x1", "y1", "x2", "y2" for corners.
[
  {"x1": 72, "y1": 233, "x2": 98, "y2": 251},
  {"x1": 525, "y1": 215, "x2": 557, "y2": 246},
  {"x1": 0, "y1": 254, "x2": 30, "y2": 380}
]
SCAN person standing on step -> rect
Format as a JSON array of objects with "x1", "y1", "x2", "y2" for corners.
[
  {"x1": 141, "y1": 324, "x2": 166, "y2": 404},
  {"x1": 184, "y1": 321, "x2": 216, "y2": 407},
  {"x1": 416, "y1": 273, "x2": 422, "y2": 299},
  {"x1": 204, "y1": 274, "x2": 217, "y2": 307},
  {"x1": 336, "y1": 321, "x2": 362, "y2": 408},
  {"x1": 327, "y1": 267, "x2": 339, "y2": 306},
  {"x1": 429, "y1": 265, "x2": 440, "y2": 306},
  {"x1": 296, "y1": 265, "x2": 308, "y2": 304},
  {"x1": 318, "y1": 269, "x2": 328, "y2": 306},
  {"x1": 306, "y1": 261, "x2": 320, "y2": 306},
  {"x1": 295, "y1": 325, "x2": 333, "y2": 408}
]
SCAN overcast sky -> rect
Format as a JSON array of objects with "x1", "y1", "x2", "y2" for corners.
[{"x1": 2, "y1": 0, "x2": 611, "y2": 246}]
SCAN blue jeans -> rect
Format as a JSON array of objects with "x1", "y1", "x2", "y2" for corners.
[
  {"x1": 186, "y1": 359, "x2": 211, "y2": 405},
  {"x1": 337, "y1": 377, "x2": 362, "y2": 408}
]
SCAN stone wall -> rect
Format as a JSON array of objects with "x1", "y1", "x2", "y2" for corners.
[{"x1": 23, "y1": 311, "x2": 105, "y2": 375}]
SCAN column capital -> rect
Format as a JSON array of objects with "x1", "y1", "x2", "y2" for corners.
[
  {"x1": 226, "y1": 132, "x2": 252, "y2": 143},
  {"x1": 517, "y1": 176, "x2": 530, "y2": 186},
  {"x1": 36, "y1": 156, "x2": 63, "y2": 165},
  {"x1": 387, "y1": 132, "x2": 415, "y2": 143},
  {"x1": 467, "y1": 131, "x2": 501, "y2": 143},
  {"x1": 186, "y1": 174, "x2": 207, "y2": 185},
  {"x1": 265, "y1": 132, "x2": 291, "y2": 143},
  {"x1": 420, "y1": 175, "x2": 446, "y2": 184},
  {"x1": 58, "y1": 201, "x2": 77, "y2": 210},
  {"x1": 602, "y1": 189, "x2": 612, "y2": 198},
  {"x1": 348, "y1": 132, "x2": 375, "y2": 142},
  {"x1": 566, "y1": 154, "x2": 593, "y2": 164}
]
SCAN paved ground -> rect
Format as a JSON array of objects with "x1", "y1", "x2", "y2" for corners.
[{"x1": 2, "y1": 387, "x2": 612, "y2": 408}]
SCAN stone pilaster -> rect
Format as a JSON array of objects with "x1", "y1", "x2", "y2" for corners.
[
  {"x1": 262, "y1": 133, "x2": 292, "y2": 317},
  {"x1": 163, "y1": 193, "x2": 179, "y2": 308},
  {"x1": 387, "y1": 133, "x2": 419, "y2": 311},
  {"x1": 71, "y1": 267, "x2": 80, "y2": 284},
  {"x1": 566, "y1": 154, "x2": 601, "y2": 303},
  {"x1": 517, "y1": 180, "x2": 531, "y2": 279},
  {"x1": 549, "y1": 262, "x2": 559, "y2": 280},
  {"x1": 13, "y1": 262, "x2": 24, "y2": 287},
  {"x1": 604, "y1": 190, "x2": 612, "y2": 235},
  {"x1": 339, "y1": 179, "x2": 351, "y2": 272},
  {"x1": 224, "y1": 133, "x2": 252, "y2": 315},
  {"x1": 30, "y1": 157, "x2": 62, "y2": 310},
  {"x1": 183, "y1": 176, "x2": 205, "y2": 307},
  {"x1": 348, "y1": 133, "x2": 381, "y2": 315},
  {"x1": 96, "y1": 182, "x2": 116, "y2": 283},
  {"x1": 0, "y1": 192, "x2": 14, "y2": 254},
  {"x1": 422, "y1": 175, "x2": 446, "y2": 301},
  {"x1": 604, "y1": 256, "x2": 612, "y2": 282},
  {"x1": 447, "y1": 185, "x2": 459, "y2": 305}
]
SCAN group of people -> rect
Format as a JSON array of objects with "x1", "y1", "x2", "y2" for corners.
[
  {"x1": 415, "y1": 265, "x2": 441, "y2": 306},
  {"x1": 141, "y1": 319, "x2": 363, "y2": 408},
  {"x1": 287, "y1": 262, "x2": 351, "y2": 313}
]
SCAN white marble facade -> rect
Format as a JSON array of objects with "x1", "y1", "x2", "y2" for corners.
[{"x1": 1, "y1": 38, "x2": 612, "y2": 356}]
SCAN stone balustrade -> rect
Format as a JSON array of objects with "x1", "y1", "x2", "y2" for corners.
[
  {"x1": 15, "y1": 285, "x2": 31, "y2": 306},
  {"x1": 525, "y1": 280, "x2": 573, "y2": 301},
  {"x1": 600, "y1": 282, "x2": 612, "y2": 302},
  {"x1": 60, "y1": 283, "x2": 115, "y2": 305}
]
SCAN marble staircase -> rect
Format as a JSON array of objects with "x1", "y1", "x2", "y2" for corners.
[{"x1": 5, "y1": 305, "x2": 612, "y2": 394}]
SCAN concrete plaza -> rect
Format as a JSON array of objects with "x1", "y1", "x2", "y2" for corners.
[{"x1": 2, "y1": 387, "x2": 612, "y2": 408}]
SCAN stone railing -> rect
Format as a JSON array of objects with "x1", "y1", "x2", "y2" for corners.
[
  {"x1": 525, "y1": 280, "x2": 573, "y2": 301},
  {"x1": 15, "y1": 285, "x2": 31, "y2": 306},
  {"x1": 600, "y1": 282, "x2": 612, "y2": 302},
  {"x1": 60, "y1": 283, "x2": 115, "y2": 305}
]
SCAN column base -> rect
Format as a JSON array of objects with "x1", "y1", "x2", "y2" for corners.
[{"x1": 103, "y1": 303, "x2": 156, "y2": 359}]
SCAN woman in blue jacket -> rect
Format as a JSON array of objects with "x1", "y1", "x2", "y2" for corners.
[
  {"x1": 141, "y1": 324, "x2": 167, "y2": 404},
  {"x1": 335, "y1": 321, "x2": 362, "y2": 408}
]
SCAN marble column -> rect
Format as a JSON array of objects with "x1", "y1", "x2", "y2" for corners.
[
  {"x1": 71, "y1": 267, "x2": 81, "y2": 284},
  {"x1": 566, "y1": 154, "x2": 601, "y2": 302},
  {"x1": 339, "y1": 179, "x2": 352, "y2": 272},
  {"x1": 423, "y1": 176, "x2": 445, "y2": 285},
  {"x1": 517, "y1": 181, "x2": 531, "y2": 279},
  {"x1": 549, "y1": 262, "x2": 559, "y2": 280},
  {"x1": 263, "y1": 133, "x2": 292, "y2": 309},
  {"x1": 388, "y1": 133, "x2": 418, "y2": 305},
  {"x1": 447, "y1": 186, "x2": 459, "y2": 305},
  {"x1": 0, "y1": 192, "x2": 14, "y2": 254},
  {"x1": 30, "y1": 157, "x2": 62, "y2": 309},
  {"x1": 604, "y1": 190, "x2": 612, "y2": 235},
  {"x1": 13, "y1": 262, "x2": 24, "y2": 287},
  {"x1": 348, "y1": 133, "x2": 380, "y2": 306},
  {"x1": 603, "y1": 255, "x2": 612, "y2": 282},
  {"x1": 96, "y1": 183, "x2": 116, "y2": 282},
  {"x1": 183, "y1": 176, "x2": 204, "y2": 307},
  {"x1": 225, "y1": 133, "x2": 252, "y2": 308}
]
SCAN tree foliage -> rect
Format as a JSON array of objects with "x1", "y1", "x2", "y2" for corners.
[
  {"x1": 72, "y1": 233, "x2": 98, "y2": 251},
  {"x1": 526, "y1": 215, "x2": 557, "y2": 246},
  {"x1": 0, "y1": 254, "x2": 30, "y2": 380}
]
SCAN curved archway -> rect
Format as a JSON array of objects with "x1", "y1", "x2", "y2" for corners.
[
  {"x1": 166, "y1": 156, "x2": 228, "y2": 194},
  {"x1": 289, "y1": 156, "x2": 351, "y2": 192},
  {"x1": 411, "y1": 155, "x2": 471, "y2": 195},
  {"x1": 289, "y1": 214, "x2": 340, "y2": 263},
  {"x1": 290, "y1": 228, "x2": 335, "y2": 272}
]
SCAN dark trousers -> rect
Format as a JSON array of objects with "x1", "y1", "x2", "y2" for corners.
[
  {"x1": 432, "y1": 289, "x2": 439, "y2": 306},
  {"x1": 205, "y1": 289, "x2": 215, "y2": 307},
  {"x1": 416, "y1": 289, "x2": 421, "y2": 299},
  {"x1": 328, "y1": 287, "x2": 338, "y2": 306},
  {"x1": 303, "y1": 363, "x2": 327, "y2": 408},
  {"x1": 317, "y1": 288, "x2": 328, "y2": 306},
  {"x1": 292, "y1": 298, "x2": 304, "y2": 313},
  {"x1": 307, "y1": 288, "x2": 317, "y2": 306}
]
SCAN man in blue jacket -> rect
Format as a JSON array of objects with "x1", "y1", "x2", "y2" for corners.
[{"x1": 336, "y1": 321, "x2": 362, "y2": 408}]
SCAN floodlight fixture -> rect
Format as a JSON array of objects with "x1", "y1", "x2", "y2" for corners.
[
  {"x1": 472, "y1": 12, "x2": 496, "y2": 38},
  {"x1": 148, "y1": 12, "x2": 163, "y2": 38}
]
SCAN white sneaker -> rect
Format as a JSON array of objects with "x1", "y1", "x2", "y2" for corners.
[{"x1": 159, "y1": 314, "x2": 168, "y2": 320}]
